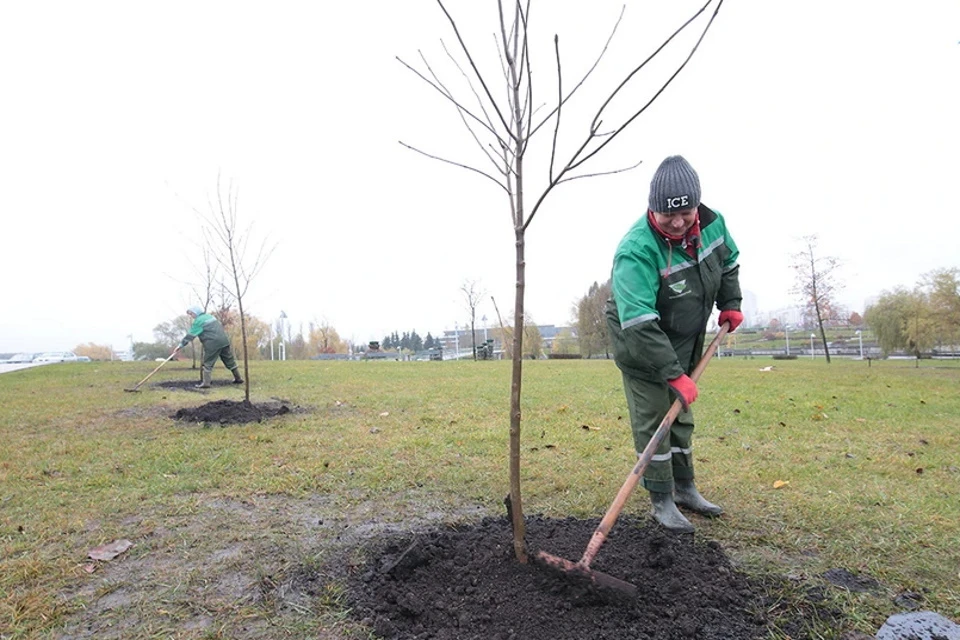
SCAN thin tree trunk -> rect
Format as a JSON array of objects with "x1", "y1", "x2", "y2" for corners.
[
  {"x1": 509, "y1": 224, "x2": 527, "y2": 563},
  {"x1": 238, "y1": 296, "x2": 250, "y2": 403}
]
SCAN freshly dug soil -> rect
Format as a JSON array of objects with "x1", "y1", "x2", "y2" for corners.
[
  {"x1": 172, "y1": 399, "x2": 292, "y2": 425},
  {"x1": 345, "y1": 514, "x2": 792, "y2": 640}
]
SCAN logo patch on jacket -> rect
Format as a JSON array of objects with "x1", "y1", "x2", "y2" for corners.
[{"x1": 668, "y1": 280, "x2": 690, "y2": 298}]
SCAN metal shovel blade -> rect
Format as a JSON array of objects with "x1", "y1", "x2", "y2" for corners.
[{"x1": 534, "y1": 550, "x2": 637, "y2": 599}]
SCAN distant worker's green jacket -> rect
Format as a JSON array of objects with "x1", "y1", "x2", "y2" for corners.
[{"x1": 179, "y1": 312, "x2": 230, "y2": 353}]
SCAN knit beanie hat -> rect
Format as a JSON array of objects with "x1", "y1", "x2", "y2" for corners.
[
  {"x1": 187, "y1": 305, "x2": 203, "y2": 316},
  {"x1": 648, "y1": 155, "x2": 701, "y2": 213}
]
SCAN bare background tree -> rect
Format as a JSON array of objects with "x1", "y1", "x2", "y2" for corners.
[
  {"x1": 197, "y1": 176, "x2": 273, "y2": 403},
  {"x1": 460, "y1": 279, "x2": 486, "y2": 360},
  {"x1": 401, "y1": 0, "x2": 724, "y2": 561},
  {"x1": 792, "y1": 235, "x2": 842, "y2": 363}
]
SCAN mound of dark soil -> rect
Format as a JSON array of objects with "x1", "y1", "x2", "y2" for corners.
[
  {"x1": 345, "y1": 515, "x2": 782, "y2": 640},
  {"x1": 172, "y1": 399, "x2": 292, "y2": 425}
]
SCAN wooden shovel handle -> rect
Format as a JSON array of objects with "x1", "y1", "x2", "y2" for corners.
[{"x1": 577, "y1": 322, "x2": 731, "y2": 569}]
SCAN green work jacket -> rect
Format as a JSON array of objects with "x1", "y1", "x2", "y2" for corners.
[
  {"x1": 607, "y1": 204, "x2": 741, "y2": 382},
  {"x1": 179, "y1": 313, "x2": 230, "y2": 352}
]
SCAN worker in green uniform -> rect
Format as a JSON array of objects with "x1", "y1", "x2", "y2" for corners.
[
  {"x1": 607, "y1": 155, "x2": 743, "y2": 532},
  {"x1": 173, "y1": 306, "x2": 243, "y2": 389}
]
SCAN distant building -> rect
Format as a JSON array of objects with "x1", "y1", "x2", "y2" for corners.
[{"x1": 440, "y1": 324, "x2": 576, "y2": 358}]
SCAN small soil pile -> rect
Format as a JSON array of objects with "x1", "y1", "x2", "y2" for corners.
[
  {"x1": 345, "y1": 514, "x2": 791, "y2": 640},
  {"x1": 172, "y1": 399, "x2": 292, "y2": 425}
]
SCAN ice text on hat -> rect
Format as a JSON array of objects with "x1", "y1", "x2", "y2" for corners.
[{"x1": 668, "y1": 196, "x2": 690, "y2": 209}]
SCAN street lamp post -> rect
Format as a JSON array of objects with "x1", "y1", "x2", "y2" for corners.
[
  {"x1": 279, "y1": 311, "x2": 288, "y2": 361},
  {"x1": 454, "y1": 322, "x2": 460, "y2": 359},
  {"x1": 856, "y1": 329, "x2": 863, "y2": 359},
  {"x1": 785, "y1": 325, "x2": 790, "y2": 356},
  {"x1": 810, "y1": 333, "x2": 816, "y2": 359},
  {"x1": 482, "y1": 315, "x2": 488, "y2": 343}
]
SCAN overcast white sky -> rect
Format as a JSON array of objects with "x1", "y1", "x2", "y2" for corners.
[{"x1": 1, "y1": 1, "x2": 958, "y2": 354}]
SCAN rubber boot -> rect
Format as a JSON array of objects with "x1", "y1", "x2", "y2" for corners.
[
  {"x1": 231, "y1": 367, "x2": 244, "y2": 384},
  {"x1": 649, "y1": 491, "x2": 694, "y2": 532},
  {"x1": 195, "y1": 368, "x2": 212, "y2": 389},
  {"x1": 674, "y1": 479, "x2": 723, "y2": 517}
]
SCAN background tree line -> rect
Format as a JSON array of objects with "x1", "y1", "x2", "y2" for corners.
[
  {"x1": 129, "y1": 310, "x2": 350, "y2": 361},
  {"x1": 865, "y1": 267, "x2": 960, "y2": 357},
  {"x1": 377, "y1": 330, "x2": 440, "y2": 353}
]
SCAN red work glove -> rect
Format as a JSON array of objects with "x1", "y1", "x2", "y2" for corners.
[
  {"x1": 719, "y1": 309, "x2": 744, "y2": 333},
  {"x1": 667, "y1": 374, "x2": 698, "y2": 411}
]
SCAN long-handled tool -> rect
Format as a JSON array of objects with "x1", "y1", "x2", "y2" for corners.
[
  {"x1": 124, "y1": 352, "x2": 177, "y2": 392},
  {"x1": 535, "y1": 323, "x2": 731, "y2": 598}
]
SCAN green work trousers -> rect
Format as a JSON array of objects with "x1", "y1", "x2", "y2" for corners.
[
  {"x1": 202, "y1": 344, "x2": 239, "y2": 373},
  {"x1": 620, "y1": 372, "x2": 695, "y2": 493}
]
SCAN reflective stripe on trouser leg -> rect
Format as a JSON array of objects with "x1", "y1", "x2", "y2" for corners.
[{"x1": 621, "y1": 372, "x2": 696, "y2": 494}]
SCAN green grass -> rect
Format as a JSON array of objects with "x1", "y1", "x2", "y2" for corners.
[{"x1": 1, "y1": 356, "x2": 959, "y2": 638}]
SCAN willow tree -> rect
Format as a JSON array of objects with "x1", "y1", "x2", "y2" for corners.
[{"x1": 400, "y1": 0, "x2": 724, "y2": 562}]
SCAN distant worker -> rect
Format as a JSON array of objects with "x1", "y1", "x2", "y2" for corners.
[
  {"x1": 173, "y1": 306, "x2": 243, "y2": 389},
  {"x1": 606, "y1": 155, "x2": 743, "y2": 532}
]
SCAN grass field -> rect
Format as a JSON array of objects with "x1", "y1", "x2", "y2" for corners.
[{"x1": 1, "y1": 354, "x2": 958, "y2": 638}]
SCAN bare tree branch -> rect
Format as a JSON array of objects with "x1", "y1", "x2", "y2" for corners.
[
  {"x1": 398, "y1": 141, "x2": 509, "y2": 192},
  {"x1": 523, "y1": 0, "x2": 723, "y2": 230},
  {"x1": 435, "y1": 0, "x2": 515, "y2": 140},
  {"x1": 529, "y1": 5, "x2": 626, "y2": 141},
  {"x1": 569, "y1": 0, "x2": 722, "y2": 173}
]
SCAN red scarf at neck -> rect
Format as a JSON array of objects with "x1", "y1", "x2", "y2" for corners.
[{"x1": 647, "y1": 210, "x2": 701, "y2": 258}]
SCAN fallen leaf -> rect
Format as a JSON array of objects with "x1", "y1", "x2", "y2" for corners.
[
  {"x1": 916, "y1": 468, "x2": 923, "y2": 475},
  {"x1": 855, "y1": 418, "x2": 866, "y2": 423},
  {"x1": 82, "y1": 563, "x2": 97, "y2": 573},
  {"x1": 369, "y1": 427, "x2": 380, "y2": 434},
  {"x1": 773, "y1": 480, "x2": 789, "y2": 489},
  {"x1": 88, "y1": 539, "x2": 133, "y2": 561},
  {"x1": 379, "y1": 411, "x2": 389, "y2": 417},
  {"x1": 558, "y1": 405, "x2": 568, "y2": 412},
  {"x1": 778, "y1": 421, "x2": 786, "y2": 427},
  {"x1": 758, "y1": 366, "x2": 775, "y2": 372},
  {"x1": 733, "y1": 409, "x2": 741, "y2": 414},
  {"x1": 919, "y1": 439, "x2": 928, "y2": 445}
]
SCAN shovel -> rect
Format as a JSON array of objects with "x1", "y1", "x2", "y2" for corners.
[
  {"x1": 534, "y1": 322, "x2": 731, "y2": 598},
  {"x1": 124, "y1": 352, "x2": 177, "y2": 392}
]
